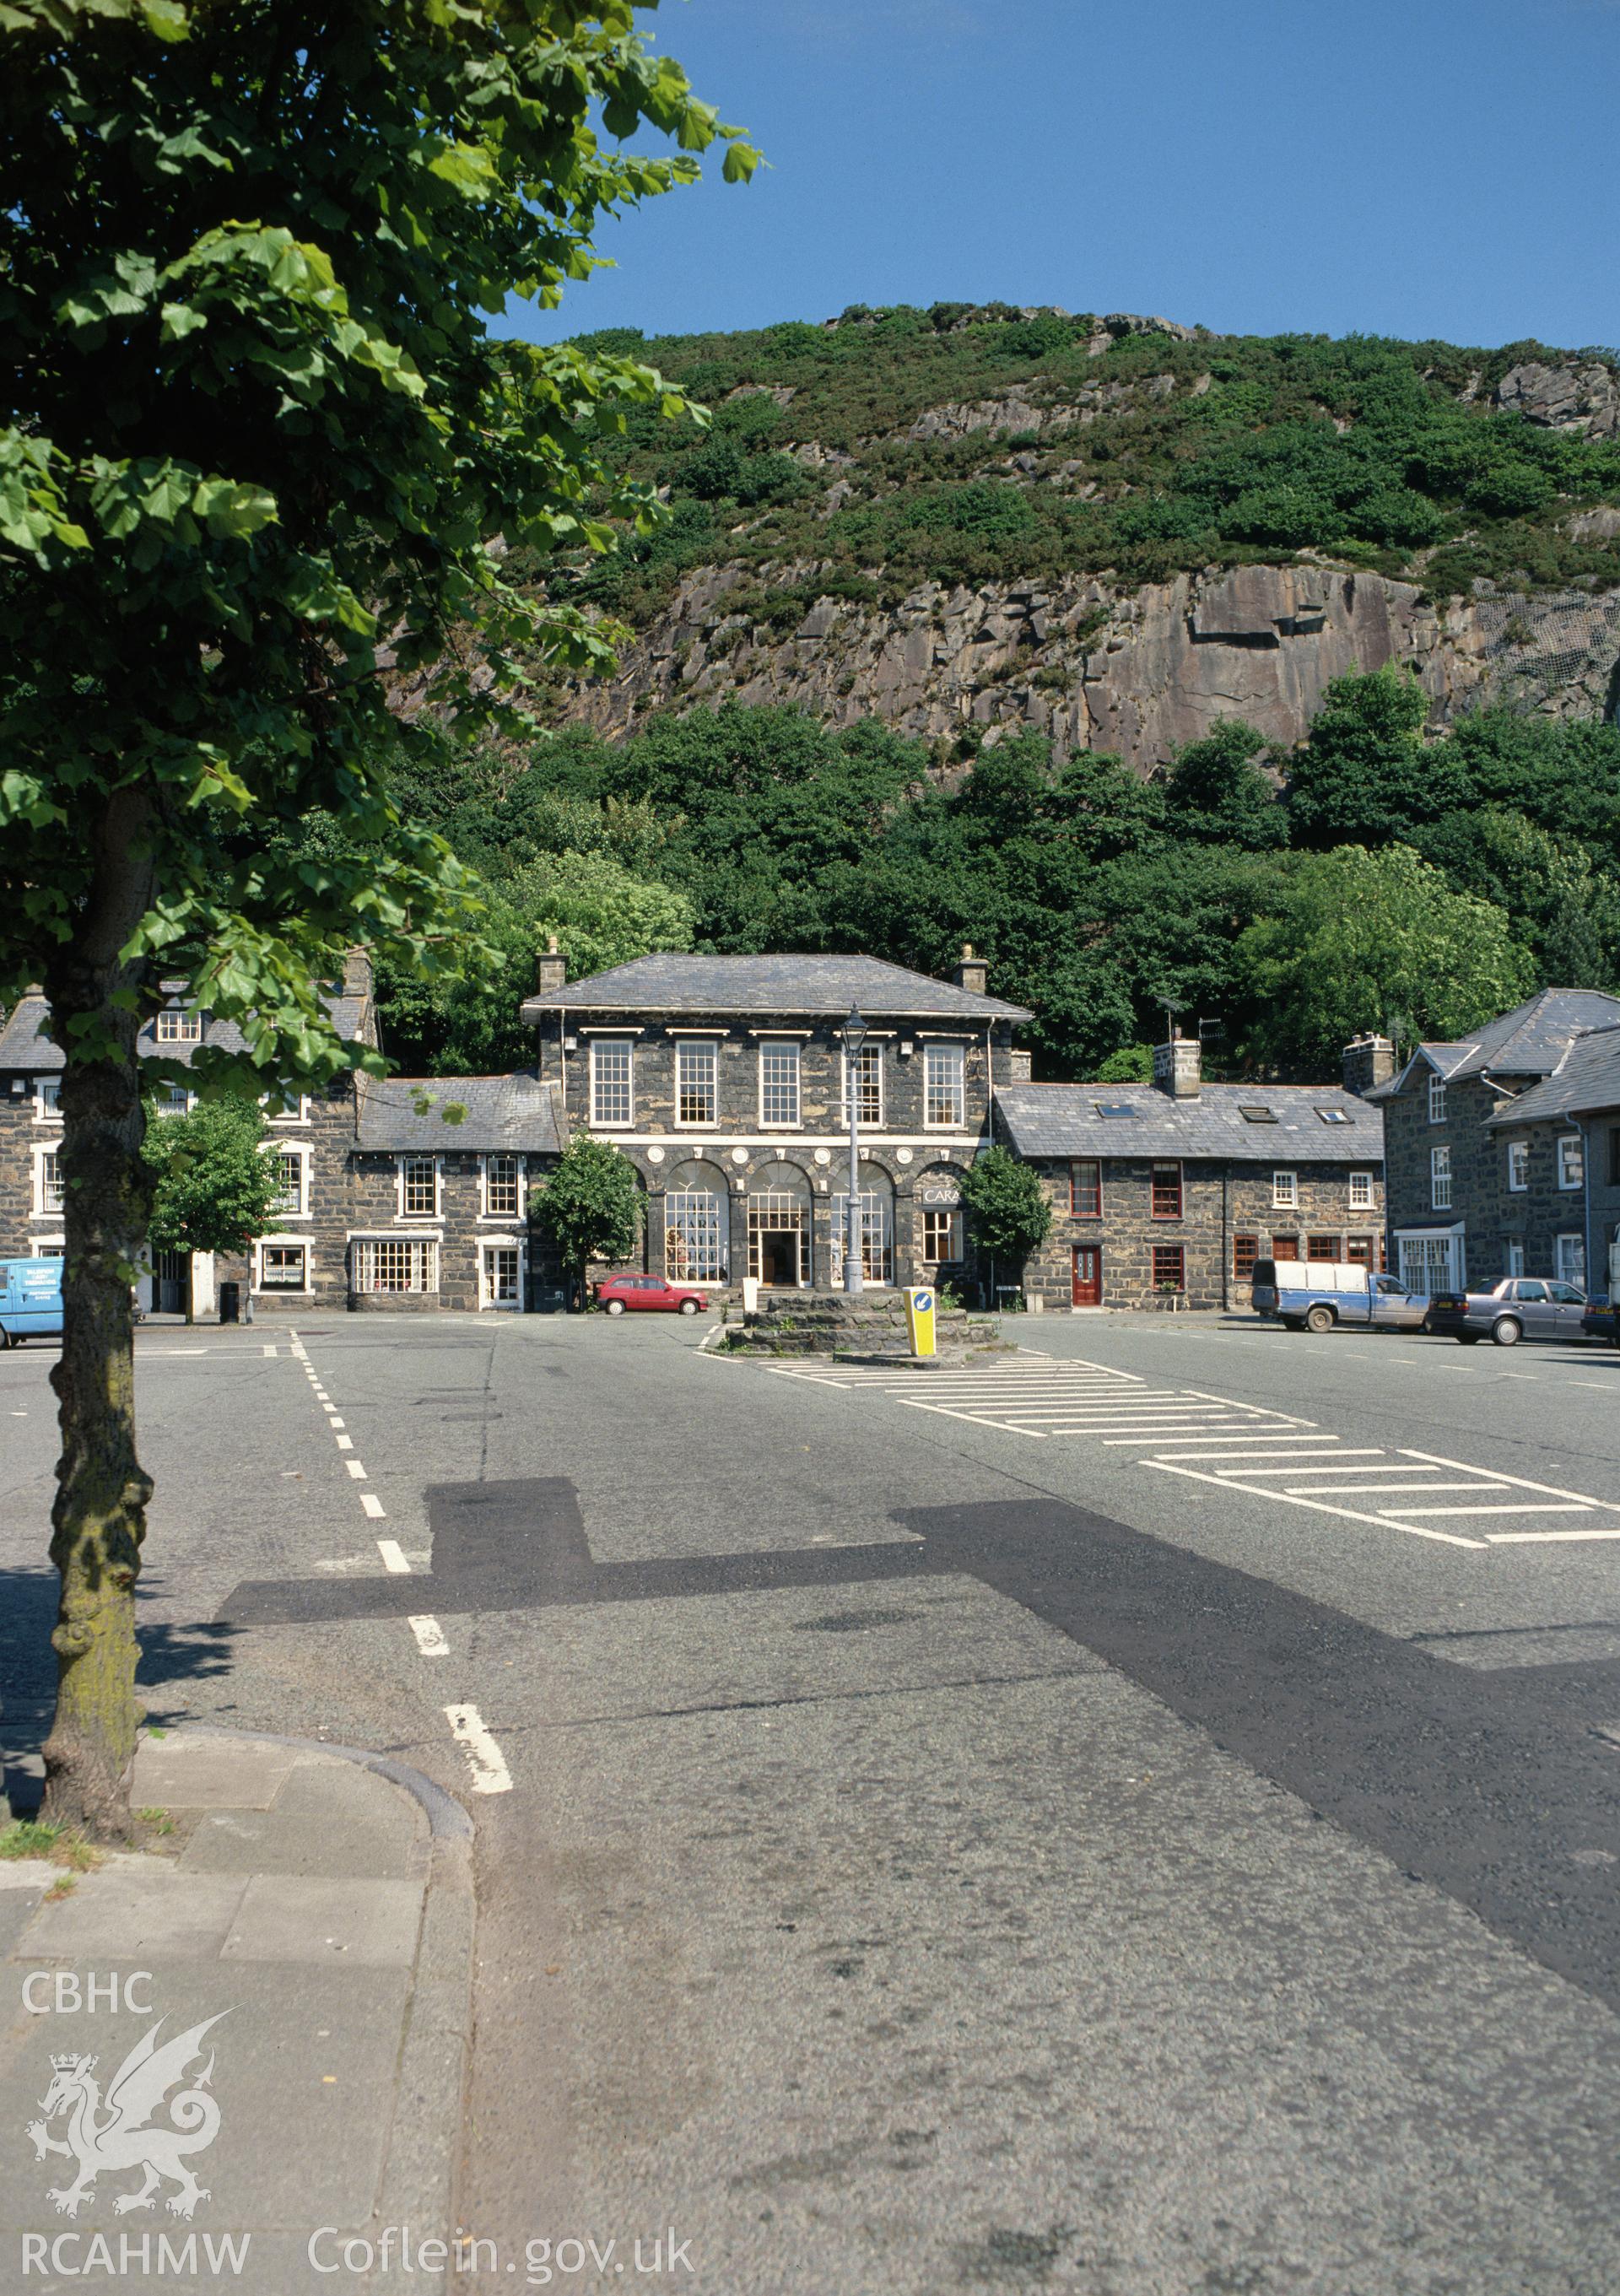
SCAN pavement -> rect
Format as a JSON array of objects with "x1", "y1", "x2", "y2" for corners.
[
  {"x1": 5, "y1": 1309, "x2": 1620, "y2": 2293},
  {"x1": 0, "y1": 1728, "x2": 473, "y2": 2296}
]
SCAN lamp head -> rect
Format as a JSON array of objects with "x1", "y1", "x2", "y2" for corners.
[{"x1": 842, "y1": 1004, "x2": 868, "y2": 1053}]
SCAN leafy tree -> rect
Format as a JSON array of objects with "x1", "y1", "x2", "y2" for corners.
[
  {"x1": 958, "y1": 1145, "x2": 1053, "y2": 1299},
  {"x1": 530, "y1": 1137, "x2": 642, "y2": 1303},
  {"x1": 1285, "y1": 667, "x2": 1468, "y2": 847},
  {"x1": 1094, "y1": 1045, "x2": 1154, "y2": 1083},
  {"x1": 0, "y1": 0, "x2": 754, "y2": 1834},
  {"x1": 141, "y1": 1099, "x2": 283, "y2": 1323},
  {"x1": 505, "y1": 851, "x2": 695, "y2": 981},
  {"x1": 1162, "y1": 721, "x2": 1285, "y2": 849},
  {"x1": 1234, "y1": 844, "x2": 1536, "y2": 1070}
]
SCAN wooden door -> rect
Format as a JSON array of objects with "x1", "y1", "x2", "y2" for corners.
[{"x1": 1072, "y1": 1244, "x2": 1102, "y2": 1306}]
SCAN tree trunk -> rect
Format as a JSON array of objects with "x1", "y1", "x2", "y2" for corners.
[{"x1": 40, "y1": 788, "x2": 158, "y2": 1840}]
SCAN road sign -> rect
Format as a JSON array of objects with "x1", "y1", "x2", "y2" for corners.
[{"x1": 903, "y1": 1285, "x2": 937, "y2": 1357}]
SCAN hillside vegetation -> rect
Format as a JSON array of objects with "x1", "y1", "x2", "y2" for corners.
[{"x1": 547, "y1": 305, "x2": 1620, "y2": 633}]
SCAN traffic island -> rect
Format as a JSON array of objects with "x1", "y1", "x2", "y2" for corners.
[{"x1": 713, "y1": 1292, "x2": 1011, "y2": 1361}]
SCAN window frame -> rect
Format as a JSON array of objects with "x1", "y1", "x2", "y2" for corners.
[
  {"x1": 257, "y1": 1240, "x2": 310, "y2": 1293},
  {"x1": 1150, "y1": 1159, "x2": 1183, "y2": 1220},
  {"x1": 482, "y1": 1152, "x2": 522, "y2": 1220},
  {"x1": 673, "y1": 1039, "x2": 719, "y2": 1130},
  {"x1": 664, "y1": 1189, "x2": 728, "y2": 1283},
  {"x1": 922, "y1": 1041, "x2": 967, "y2": 1131},
  {"x1": 1233, "y1": 1233, "x2": 1260, "y2": 1283},
  {"x1": 840, "y1": 1041, "x2": 884, "y2": 1130},
  {"x1": 267, "y1": 1143, "x2": 309, "y2": 1219},
  {"x1": 154, "y1": 1008, "x2": 203, "y2": 1044},
  {"x1": 1150, "y1": 1241, "x2": 1185, "y2": 1292},
  {"x1": 1348, "y1": 1169, "x2": 1374, "y2": 1210},
  {"x1": 1557, "y1": 1132, "x2": 1584, "y2": 1191},
  {"x1": 1272, "y1": 1168, "x2": 1299, "y2": 1210},
  {"x1": 1556, "y1": 1232, "x2": 1586, "y2": 1289},
  {"x1": 1506, "y1": 1139, "x2": 1529, "y2": 1193},
  {"x1": 35, "y1": 1143, "x2": 64, "y2": 1216},
  {"x1": 1428, "y1": 1073, "x2": 1446, "y2": 1124},
  {"x1": 919, "y1": 1205, "x2": 964, "y2": 1265},
  {"x1": 1430, "y1": 1144, "x2": 1452, "y2": 1211},
  {"x1": 1069, "y1": 1159, "x2": 1102, "y2": 1219},
  {"x1": 757, "y1": 1040, "x2": 802, "y2": 1131},
  {"x1": 33, "y1": 1077, "x2": 61, "y2": 1122},
  {"x1": 354, "y1": 1236, "x2": 438, "y2": 1294},
  {"x1": 397, "y1": 1153, "x2": 440, "y2": 1220},
  {"x1": 589, "y1": 1037, "x2": 634, "y2": 1129},
  {"x1": 1505, "y1": 1239, "x2": 1526, "y2": 1278}
]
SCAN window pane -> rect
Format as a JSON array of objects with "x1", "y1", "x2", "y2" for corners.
[
  {"x1": 41, "y1": 1150, "x2": 63, "y2": 1212},
  {"x1": 1272, "y1": 1169, "x2": 1297, "y2": 1206},
  {"x1": 924, "y1": 1044, "x2": 965, "y2": 1127},
  {"x1": 261, "y1": 1244, "x2": 305, "y2": 1288},
  {"x1": 665, "y1": 1191, "x2": 726, "y2": 1281},
  {"x1": 1234, "y1": 1234, "x2": 1259, "y2": 1281},
  {"x1": 1071, "y1": 1159, "x2": 1101, "y2": 1218},
  {"x1": 1151, "y1": 1243, "x2": 1185, "y2": 1289},
  {"x1": 272, "y1": 1151, "x2": 303, "y2": 1215},
  {"x1": 677, "y1": 1042, "x2": 717, "y2": 1127},
  {"x1": 591, "y1": 1041, "x2": 633, "y2": 1126},
  {"x1": 1151, "y1": 1161, "x2": 1182, "y2": 1218},
  {"x1": 402, "y1": 1156, "x2": 436, "y2": 1215},
  {"x1": 920, "y1": 1207, "x2": 963, "y2": 1263},
  {"x1": 1307, "y1": 1234, "x2": 1340, "y2": 1261},
  {"x1": 759, "y1": 1044, "x2": 800, "y2": 1127},
  {"x1": 831, "y1": 1192, "x2": 894, "y2": 1283},
  {"x1": 356, "y1": 1238, "x2": 435, "y2": 1293},
  {"x1": 1349, "y1": 1170, "x2": 1373, "y2": 1208},
  {"x1": 485, "y1": 1153, "x2": 520, "y2": 1217},
  {"x1": 845, "y1": 1043, "x2": 883, "y2": 1126}
]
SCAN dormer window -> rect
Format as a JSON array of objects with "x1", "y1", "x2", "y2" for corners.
[
  {"x1": 1428, "y1": 1074, "x2": 1446, "y2": 1124},
  {"x1": 155, "y1": 1008, "x2": 203, "y2": 1044}
]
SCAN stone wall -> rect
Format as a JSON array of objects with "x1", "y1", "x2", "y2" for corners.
[{"x1": 1021, "y1": 1158, "x2": 1385, "y2": 1311}]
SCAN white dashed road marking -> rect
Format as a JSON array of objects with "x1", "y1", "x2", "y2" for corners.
[
  {"x1": 377, "y1": 1539, "x2": 411, "y2": 1575},
  {"x1": 764, "y1": 1351, "x2": 1620, "y2": 1549},
  {"x1": 361, "y1": 1493, "x2": 386, "y2": 1520},
  {"x1": 409, "y1": 1616, "x2": 450, "y2": 1658},
  {"x1": 444, "y1": 1704, "x2": 513, "y2": 1794}
]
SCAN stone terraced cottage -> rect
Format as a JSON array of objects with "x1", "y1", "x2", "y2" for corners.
[
  {"x1": 1, "y1": 943, "x2": 1402, "y2": 1315},
  {"x1": 996, "y1": 1031, "x2": 1390, "y2": 1312},
  {"x1": 1375, "y1": 988, "x2": 1620, "y2": 1298}
]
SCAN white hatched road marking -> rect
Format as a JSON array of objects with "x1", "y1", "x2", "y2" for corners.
[{"x1": 760, "y1": 1351, "x2": 1620, "y2": 1549}]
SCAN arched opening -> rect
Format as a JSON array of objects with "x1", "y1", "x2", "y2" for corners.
[
  {"x1": 831, "y1": 1159, "x2": 896, "y2": 1287},
  {"x1": 663, "y1": 1159, "x2": 732, "y2": 1283},
  {"x1": 747, "y1": 1162, "x2": 813, "y2": 1289}
]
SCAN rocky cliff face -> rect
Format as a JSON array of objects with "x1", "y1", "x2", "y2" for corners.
[{"x1": 566, "y1": 557, "x2": 1620, "y2": 770}]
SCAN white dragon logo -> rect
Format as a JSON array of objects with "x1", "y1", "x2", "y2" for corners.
[{"x1": 26, "y1": 2013, "x2": 228, "y2": 2219}]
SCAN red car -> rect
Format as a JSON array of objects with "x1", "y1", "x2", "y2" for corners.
[{"x1": 596, "y1": 1272, "x2": 710, "y2": 1316}]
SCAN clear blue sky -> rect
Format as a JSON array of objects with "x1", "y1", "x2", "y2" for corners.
[{"x1": 508, "y1": 0, "x2": 1620, "y2": 353}]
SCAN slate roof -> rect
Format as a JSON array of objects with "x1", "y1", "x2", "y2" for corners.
[
  {"x1": 521, "y1": 953, "x2": 1031, "y2": 1023},
  {"x1": 1385, "y1": 990, "x2": 1620, "y2": 1097},
  {"x1": 1484, "y1": 1024, "x2": 1620, "y2": 1127},
  {"x1": 354, "y1": 1072, "x2": 564, "y2": 1153},
  {"x1": 995, "y1": 1080, "x2": 1384, "y2": 1163},
  {"x1": 0, "y1": 988, "x2": 370, "y2": 1072}
]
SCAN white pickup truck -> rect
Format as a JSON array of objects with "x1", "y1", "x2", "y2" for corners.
[{"x1": 1250, "y1": 1257, "x2": 1431, "y2": 1334}]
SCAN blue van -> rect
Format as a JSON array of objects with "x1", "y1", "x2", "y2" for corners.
[{"x1": 0, "y1": 1256, "x2": 64, "y2": 1348}]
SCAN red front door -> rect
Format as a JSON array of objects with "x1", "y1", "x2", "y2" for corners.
[{"x1": 1072, "y1": 1245, "x2": 1102, "y2": 1306}]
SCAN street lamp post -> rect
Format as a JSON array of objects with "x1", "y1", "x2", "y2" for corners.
[{"x1": 842, "y1": 1005, "x2": 867, "y2": 1295}]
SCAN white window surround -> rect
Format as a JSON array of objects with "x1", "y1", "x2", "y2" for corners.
[
  {"x1": 481, "y1": 1152, "x2": 524, "y2": 1220},
  {"x1": 1272, "y1": 1169, "x2": 1299, "y2": 1208},
  {"x1": 256, "y1": 1238, "x2": 312, "y2": 1292},
  {"x1": 758, "y1": 1040, "x2": 801, "y2": 1130},
  {"x1": 32, "y1": 1142, "x2": 64, "y2": 1217},
  {"x1": 1398, "y1": 1224, "x2": 1466, "y2": 1294},
  {"x1": 354, "y1": 1235, "x2": 438, "y2": 1294},
  {"x1": 590, "y1": 1039, "x2": 634, "y2": 1128},
  {"x1": 1557, "y1": 1232, "x2": 1586, "y2": 1288},
  {"x1": 263, "y1": 1094, "x2": 311, "y2": 1126},
  {"x1": 675, "y1": 1040, "x2": 719, "y2": 1130},
  {"x1": 1348, "y1": 1170, "x2": 1374, "y2": 1210},
  {"x1": 479, "y1": 1240, "x2": 524, "y2": 1310},
  {"x1": 840, "y1": 1043, "x2": 884, "y2": 1129},
  {"x1": 1506, "y1": 1240, "x2": 1526, "y2": 1278},
  {"x1": 1428, "y1": 1073, "x2": 1447, "y2": 1124},
  {"x1": 923, "y1": 1042, "x2": 967, "y2": 1130},
  {"x1": 263, "y1": 1141, "x2": 311, "y2": 1219},
  {"x1": 1506, "y1": 1140, "x2": 1530, "y2": 1193},
  {"x1": 1558, "y1": 1133, "x2": 1584, "y2": 1191},
  {"x1": 34, "y1": 1077, "x2": 62, "y2": 1122},
  {"x1": 397, "y1": 1153, "x2": 440, "y2": 1219},
  {"x1": 1431, "y1": 1144, "x2": 1452, "y2": 1211}
]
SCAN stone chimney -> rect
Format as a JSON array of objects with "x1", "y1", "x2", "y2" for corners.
[
  {"x1": 1153, "y1": 1029, "x2": 1202, "y2": 1099},
  {"x1": 1342, "y1": 1033, "x2": 1396, "y2": 1098},
  {"x1": 342, "y1": 947, "x2": 373, "y2": 1001},
  {"x1": 954, "y1": 943, "x2": 989, "y2": 997},
  {"x1": 536, "y1": 935, "x2": 567, "y2": 997}
]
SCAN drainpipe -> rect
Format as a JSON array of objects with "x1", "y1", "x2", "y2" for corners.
[
  {"x1": 1221, "y1": 1162, "x2": 1229, "y2": 1313},
  {"x1": 1584, "y1": 1115, "x2": 1594, "y2": 1294}
]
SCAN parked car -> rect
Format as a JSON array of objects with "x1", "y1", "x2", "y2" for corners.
[
  {"x1": 596, "y1": 1272, "x2": 710, "y2": 1317},
  {"x1": 1580, "y1": 1296, "x2": 1618, "y2": 1345},
  {"x1": 1428, "y1": 1276, "x2": 1590, "y2": 1347},
  {"x1": 0, "y1": 1256, "x2": 64, "y2": 1348},
  {"x1": 1250, "y1": 1258, "x2": 1430, "y2": 1334}
]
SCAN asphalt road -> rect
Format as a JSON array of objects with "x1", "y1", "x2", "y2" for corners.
[{"x1": 5, "y1": 1309, "x2": 1620, "y2": 2294}]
